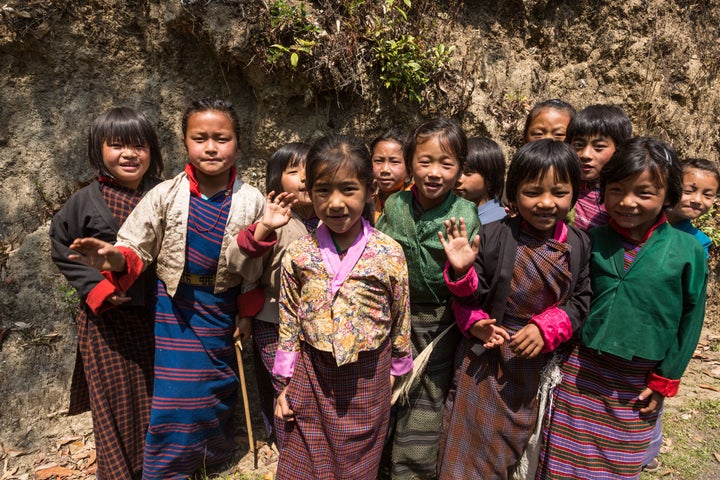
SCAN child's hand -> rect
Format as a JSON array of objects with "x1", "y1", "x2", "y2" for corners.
[
  {"x1": 233, "y1": 315, "x2": 252, "y2": 342},
  {"x1": 255, "y1": 191, "x2": 297, "y2": 240},
  {"x1": 468, "y1": 318, "x2": 510, "y2": 348},
  {"x1": 509, "y1": 323, "x2": 545, "y2": 359},
  {"x1": 68, "y1": 237, "x2": 126, "y2": 271},
  {"x1": 437, "y1": 217, "x2": 479, "y2": 277},
  {"x1": 638, "y1": 388, "x2": 665, "y2": 414},
  {"x1": 275, "y1": 385, "x2": 295, "y2": 422}
]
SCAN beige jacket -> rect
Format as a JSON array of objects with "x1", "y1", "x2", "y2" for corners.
[
  {"x1": 116, "y1": 171, "x2": 264, "y2": 297},
  {"x1": 226, "y1": 214, "x2": 309, "y2": 324}
]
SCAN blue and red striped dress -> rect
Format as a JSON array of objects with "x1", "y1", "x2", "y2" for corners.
[{"x1": 142, "y1": 191, "x2": 240, "y2": 479}]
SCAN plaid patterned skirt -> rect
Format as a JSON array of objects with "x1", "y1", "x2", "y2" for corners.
[
  {"x1": 276, "y1": 339, "x2": 392, "y2": 480},
  {"x1": 536, "y1": 345, "x2": 659, "y2": 479},
  {"x1": 70, "y1": 304, "x2": 154, "y2": 480},
  {"x1": 252, "y1": 318, "x2": 284, "y2": 444}
]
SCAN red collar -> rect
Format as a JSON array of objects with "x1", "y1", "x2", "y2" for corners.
[
  {"x1": 609, "y1": 213, "x2": 667, "y2": 243},
  {"x1": 184, "y1": 163, "x2": 236, "y2": 197}
]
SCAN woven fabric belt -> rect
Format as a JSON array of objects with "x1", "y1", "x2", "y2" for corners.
[{"x1": 179, "y1": 272, "x2": 216, "y2": 286}]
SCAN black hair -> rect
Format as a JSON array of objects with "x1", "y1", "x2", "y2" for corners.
[
  {"x1": 565, "y1": 104, "x2": 633, "y2": 147},
  {"x1": 682, "y1": 157, "x2": 720, "y2": 185},
  {"x1": 599, "y1": 137, "x2": 683, "y2": 207},
  {"x1": 88, "y1": 107, "x2": 164, "y2": 181},
  {"x1": 404, "y1": 117, "x2": 467, "y2": 172},
  {"x1": 265, "y1": 142, "x2": 311, "y2": 194},
  {"x1": 523, "y1": 99, "x2": 576, "y2": 140},
  {"x1": 305, "y1": 134, "x2": 374, "y2": 222},
  {"x1": 505, "y1": 139, "x2": 582, "y2": 207},
  {"x1": 370, "y1": 128, "x2": 407, "y2": 154},
  {"x1": 181, "y1": 97, "x2": 242, "y2": 144},
  {"x1": 465, "y1": 137, "x2": 506, "y2": 202}
]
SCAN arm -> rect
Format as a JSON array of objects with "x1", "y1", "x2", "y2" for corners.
[{"x1": 388, "y1": 249, "x2": 413, "y2": 377}]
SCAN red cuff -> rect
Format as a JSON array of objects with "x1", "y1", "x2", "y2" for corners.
[
  {"x1": 529, "y1": 306, "x2": 572, "y2": 353},
  {"x1": 451, "y1": 299, "x2": 490, "y2": 338},
  {"x1": 647, "y1": 372, "x2": 681, "y2": 397},
  {"x1": 236, "y1": 223, "x2": 278, "y2": 258},
  {"x1": 443, "y1": 262, "x2": 479, "y2": 297},
  {"x1": 237, "y1": 288, "x2": 265, "y2": 317},
  {"x1": 112, "y1": 247, "x2": 144, "y2": 292},
  {"x1": 85, "y1": 278, "x2": 119, "y2": 315}
]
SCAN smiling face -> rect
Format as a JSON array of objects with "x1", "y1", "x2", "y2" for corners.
[
  {"x1": 604, "y1": 169, "x2": 668, "y2": 241},
  {"x1": 514, "y1": 167, "x2": 573, "y2": 237},
  {"x1": 372, "y1": 139, "x2": 408, "y2": 194},
  {"x1": 571, "y1": 134, "x2": 617, "y2": 183},
  {"x1": 183, "y1": 110, "x2": 239, "y2": 189},
  {"x1": 669, "y1": 167, "x2": 719, "y2": 222},
  {"x1": 411, "y1": 135, "x2": 461, "y2": 210},
  {"x1": 311, "y1": 164, "x2": 372, "y2": 250},
  {"x1": 101, "y1": 139, "x2": 151, "y2": 190},
  {"x1": 525, "y1": 108, "x2": 572, "y2": 142}
]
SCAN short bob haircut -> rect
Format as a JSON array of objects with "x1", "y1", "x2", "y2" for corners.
[
  {"x1": 465, "y1": 136, "x2": 506, "y2": 202},
  {"x1": 505, "y1": 139, "x2": 582, "y2": 208},
  {"x1": 599, "y1": 137, "x2": 683, "y2": 208},
  {"x1": 682, "y1": 157, "x2": 720, "y2": 185},
  {"x1": 265, "y1": 142, "x2": 311, "y2": 195},
  {"x1": 370, "y1": 128, "x2": 407, "y2": 155},
  {"x1": 181, "y1": 97, "x2": 242, "y2": 144},
  {"x1": 404, "y1": 117, "x2": 467, "y2": 172},
  {"x1": 523, "y1": 99, "x2": 576, "y2": 140},
  {"x1": 88, "y1": 107, "x2": 164, "y2": 181},
  {"x1": 306, "y1": 134, "x2": 374, "y2": 222},
  {"x1": 565, "y1": 104, "x2": 633, "y2": 147}
]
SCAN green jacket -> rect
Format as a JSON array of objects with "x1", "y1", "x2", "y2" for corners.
[
  {"x1": 583, "y1": 223, "x2": 707, "y2": 379},
  {"x1": 376, "y1": 190, "x2": 481, "y2": 305}
]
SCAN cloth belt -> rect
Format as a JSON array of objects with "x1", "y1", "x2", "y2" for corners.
[{"x1": 179, "y1": 272, "x2": 216, "y2": 286}]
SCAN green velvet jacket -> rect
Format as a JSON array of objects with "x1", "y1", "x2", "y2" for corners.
[
  {"x1": 583, "y1": 222, "x2": 707, "y2": 379},
  {"x1": 376, "y1": 190, "x2": 481, "y2": 305}
]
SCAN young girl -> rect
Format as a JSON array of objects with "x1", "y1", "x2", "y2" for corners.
[
  {"x1": 67, "y1": 98, "x2": 266, "y2": 479},
  {"x1": 437, "y1": 139, "x2": 591, "y2": 479},
  {"x1": 371, "y1": 128, "x2": 410, "y2": 221},
  {"x1": 566, "y1": 104, "x2": 633, "y2": 231},
  {"x1": 50, "y1": 107, "x2": 163, "y2": 480},
  {"x1": 226, "y1": 142, "x2": 315, "y2": 447},
  {"x1": 523, "y1": 99, "x2": 576, "y2": 143},
  {"x1": 271, "y1": 135, "x2": 413, "y2": 479},
  {"x1": 376, "y1": 117, "x2": 480, "y2": 479},
  {"x1": 537, "y1": 138, "x2": 708, "y2": 479},
  {"x1": 454, "y1": 136, "x2": 507, "y2": 224}
]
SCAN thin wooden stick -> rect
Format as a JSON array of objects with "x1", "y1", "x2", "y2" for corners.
[{"x1": 235, "y1": 340, "x2": 257, "y2": 469}]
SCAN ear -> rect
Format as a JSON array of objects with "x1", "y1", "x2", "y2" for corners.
[{"x1": 182, "y1": 136, "x2": 189, "y2": 154}]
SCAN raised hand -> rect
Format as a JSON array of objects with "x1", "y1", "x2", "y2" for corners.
[
  {"x1": 68, "y1": 237, "x2": 127, "y2": 272},
  {"x1": 437, "y1": 217, "x2": 480, "y2": 277},
  {"x1": 254, "y1": 191, "x2": 298, "y2": 241}
]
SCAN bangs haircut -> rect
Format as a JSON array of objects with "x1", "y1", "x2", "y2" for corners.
[
  {"x1": 88, "y1": 107, "x2": 164, "y2": 180},
  {"x1": 682, "y1": 157, "x2": 720, "y2": 184},
  {"x1": 565, "y1": 104, "x2": 632, "y2": 146},
  {"x1": 404, "y1": 117, "x2": 467, "y2": 172},
  {"x1": 370, "y1": 128, "x2": 407, "y2": 153},
  {"x1": 306, "y1": 134, "x2": 373, "y2": 192},
  {"x1": 181, "y1": 97, "x2": 242, "y2": 143},
  {"x1": 465, "y1": 137, "x2": 506, "y2": 202},
  {"x1": 265, "y1": 142, "x2": 311, "y2": 194},
  {"x1": 523, "y1": 99, "x2": 576, "y2": 139},
  {"x1": 599, "y1": 137, "x2": 683, "y2": 207},
  {"x1": 505, "y1": 139, "x2": 581, "y2": 207}
]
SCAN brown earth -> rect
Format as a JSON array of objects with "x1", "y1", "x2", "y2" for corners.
[{"x1": 2, "y1": 0, "x2": 720, "y2": 478}]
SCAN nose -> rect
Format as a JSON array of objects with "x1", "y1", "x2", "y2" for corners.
[
  {"x1": 427, "y1": 163, "x2": 441, "y2": 178},
  {"x1": 688, "y1": 191, "x2": 702, "y2": 205},
  {"x1": 380, "y1": 161, "x2": 391, "y2": 174},
  {"x1": 205, "y1": 138, "x2": 218, "y2": 153},
  {"x1": 121, "y1": 146, "x2": 138, "y2": 157},
  {"x1": 328, "y1": 190, "x2": 344, "y2": 209},
  {"x1": 537, "y1": 193, "x2": 554, "y2": 208},
  {"x1": 579, "y1": 145, "x2": 593, "y2": 160}
]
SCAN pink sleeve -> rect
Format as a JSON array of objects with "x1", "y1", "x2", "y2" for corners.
[
  {"x1": 529, "y1": 306, "x2": 572, "y2": 353},
  {"x1": 443, "y1": 261, "x2": 478, "y2": 297},
  {"x1": 451, "y1": 299, "x2": 490, "y2": 338},
  {"x1": 272, "y1": 350, "x2": 299, "y2": 380},
  {"x1": 391, "y1": 354, "x2": 414, "y2": 376}
]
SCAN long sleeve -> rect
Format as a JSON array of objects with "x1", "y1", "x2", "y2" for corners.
[
  {"x1": 273, "y1": 251, "x2": 302, "y2": 380},
  {"x1": 389, "y1": 248, "x2": 413, "y2": 376}
]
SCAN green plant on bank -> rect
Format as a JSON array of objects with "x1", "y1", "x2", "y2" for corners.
[
  {"x1": 58, "y1": 282, "x2": 80, "y2": 317},
  {"x1": 369, "y1": 0, "x2": 455, "y2": 102},
  {"x1": 694, "y1": 205, "x2": 720, "y2": 250},
  {"x1": 265, "y1": 0, "x2": 320, "y2": 69}
]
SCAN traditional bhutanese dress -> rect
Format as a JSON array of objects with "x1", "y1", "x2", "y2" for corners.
[
  {"x1": 273, "y1": 218, "x2": 413, "y2": 480},
  {"x1": 142, "y1": 190, "x2": 240, "y2": 479},
  {"x1": 439, "y1": 228, "x2": 571, "y2": 479},
  {"x1": 49, "y1": 178, "x2": 156, "y2": 480}
]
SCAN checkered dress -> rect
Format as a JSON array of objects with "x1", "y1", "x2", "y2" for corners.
[
  {"x1": 438, "y1": 232, "x2": 572, "y2": 479},
  {"x1": 70, "y1": 182, "x2": 155, "y2": 480}
]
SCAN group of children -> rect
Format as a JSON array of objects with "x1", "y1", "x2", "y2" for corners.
[{"x1": 49, "y1": 96, "x2": 715, "y2": 480}]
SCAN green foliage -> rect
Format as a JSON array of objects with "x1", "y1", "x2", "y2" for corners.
[
  {"x1": 58, "y1": 282, "x2": 80, "y2": 317},
  {"x1": 369, "y1": 0, "x2": 455, "y2": 102},
  {"x1": 265, "y1": 1, "x2": 320, "y2": 69}
]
